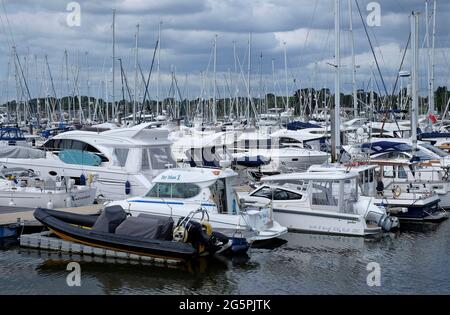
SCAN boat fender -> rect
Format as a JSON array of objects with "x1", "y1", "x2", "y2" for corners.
[
  {"x1": 201, "y1": 221, "x2": 213, "y2": 236},
  {"x1": 79, "y1": 174, "x2": 86, "y2": 186},
  {"x1": 125, "y1": 180, "x2": 131, "y2": 195},
  {"x1": 66, "y1": 195, "x2": 73, "y2": 208},
  {"x1": 231, "y1": 237, "x2": 250, "y2": 254},
  {"x1": 47, "y1": 200, "x2": 54, "y2": 209},
  {"x1": 88, "y1": 173, "x2": 94, "y2": 185},
  {"x1": 173, "y1": 226, "x2": 189, "y2": 242},
  {"x1": 392, "y1": 185, "x2": 401, "y2": 198}
]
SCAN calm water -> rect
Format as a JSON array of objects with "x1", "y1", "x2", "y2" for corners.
[{"x1": 1, "y1": 220, "x2": 449, "y2": 295}]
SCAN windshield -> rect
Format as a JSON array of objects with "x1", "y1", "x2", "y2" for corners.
[{"x1": 420, "y1": 143, "x2": 448, "y2": 158}]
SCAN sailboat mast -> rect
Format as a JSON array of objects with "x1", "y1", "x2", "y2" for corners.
[
  {"x1": 112, "y1": 9, "x2": 116, "y2": 122},
  {"x1": 411, "y1": 11, "x2": 419, "y2": 154},
  {"x1": 283, "y1": 42, "x2": 288, "y2": 111},
  {"x1": 133, "y1": 23, "x2": 139, "y2": 125},
  {"x1": 426, "y1": 1, "x2": 432, "y2": 116},
  {"x1": 157, "y1": 20, "x2": 162, "y2": 117},
  {"x1": 213, "y1": 34, "x2": 217, "y2": 123},
  {"x1": 247, "y1": 32, "x2": 251, "y2": 121},
  {"x1": 272, "y1": 58, "x2": 277, "y2": 112},
  {"x1": 430, "y1": 0, "x2": 436, "y2": 115},
  {"x1": 333, "y1": 0, "x2": 341, "y2": 162},
  {"x1": 348, "y1": 0, "x2": 357, "y2": 118}
]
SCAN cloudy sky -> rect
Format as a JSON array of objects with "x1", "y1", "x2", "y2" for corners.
[{"x1": 0, "y1": 0, "x2": 449, "y2": 103}]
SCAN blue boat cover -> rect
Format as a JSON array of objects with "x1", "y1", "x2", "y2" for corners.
[
  {"x1": 0, "y1": 127, "x2": 25, "y2": 141},
  {"x1": 59, "y1": 149, "x2": 102, "y2": 166},
  {"x1": 361, "y1": 141, "x2": 412, "y2": 154},
  {"x1": 419, "y1": 132, "x2": 450, "y2": 139},
  {"x1": 286, "y1": 121, "x2": 321, "y2": 130}
]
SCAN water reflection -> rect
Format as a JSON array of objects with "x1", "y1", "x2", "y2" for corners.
[
  {"x1": 19, "y1": 248, "x2": 256, "y2": 294},
  {"x1": 1, "y1": 219, "x2": 448, "y2": 294}
]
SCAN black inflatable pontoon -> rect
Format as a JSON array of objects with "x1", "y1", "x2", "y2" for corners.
[{"x1": 33, "y1": 206, "x2": 228, "y2": 261}]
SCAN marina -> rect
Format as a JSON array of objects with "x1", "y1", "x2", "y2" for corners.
[{"x1": 0, "y1": 0, "x2": 449, "y2": 297}]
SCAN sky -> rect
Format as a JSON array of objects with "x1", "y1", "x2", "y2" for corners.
[{"x1": 0, "y1": 0, "x2": 449, "y2": 103}]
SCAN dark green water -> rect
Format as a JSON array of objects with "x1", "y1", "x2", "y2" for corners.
[{"x1": 1, "y1": 220, "x2": 449, "y2": 294}]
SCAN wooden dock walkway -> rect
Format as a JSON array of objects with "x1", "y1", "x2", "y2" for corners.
[{"x1": 0, "y1": 204, "x2": 103, "y2": 226}]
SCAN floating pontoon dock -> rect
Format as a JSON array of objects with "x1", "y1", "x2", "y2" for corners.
[{"x1": 20, "y1": 231, "x2": 181, "y2": 265}]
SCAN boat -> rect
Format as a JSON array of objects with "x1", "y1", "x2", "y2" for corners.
[
  {"x1": 107, "y1": 167, "x2": 288, "y2": 242},
  {"x1": 239, "y1": 171, "x2": 398, "y2": 237},
  {"x1": 308, "y1": 163, "x2": 448, "y2": 223},
  {"x1": 0, "y1": 123, "x2": 177, "y2": 200},
  {"x1": 0, "y1": 167, "x2": 96, "y2": 208},
  {"x1": 33, "y1": 206, "x2": 236, "y2": 262}
]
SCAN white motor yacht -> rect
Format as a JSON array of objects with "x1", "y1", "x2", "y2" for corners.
[
  {"x1": 0, "y1": 123, "x2": 176, "y2": 200},
  {"x1": 239, "y1": 171, "x2": 398, "y2": 237},
  {"x1": 0, "y1": 167, "x2": 96, "y2": 208},
  {"x1": 107, "y1": 167, "x2": 288, "y2": 242}
]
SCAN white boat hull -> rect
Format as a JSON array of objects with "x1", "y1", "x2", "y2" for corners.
[
  {"x1": 272, "y1": 207, "x2": 380, "y2": 236},
  {"x1": 0, "y1": 186, "x2": 97, "y2": 208}
]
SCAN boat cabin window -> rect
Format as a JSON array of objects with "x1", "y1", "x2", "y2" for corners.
[
  {"x1": 311, "y1": 181, "x2": 339, "y2": 208},
  {"x1": 251, "y1": 186, "x2": 273, "y2": 199},
  {"x1": 383, "y1": 165, "x2": 396, "y2": 178},
  {"x1": 397, "y1": 166, "x2": 408, "y2": 179},
  {"x1": 142, "y1": 149, "x2": 150, "y2": 170},
  {"x1": 373, "y1": 151, "x2": 409, "y2": 160},
  {"x1": 42, "y1": 139, "x2": 109, "y2": 162},
  {"x1": 114, "y1": 148, "x2": 129, "y2": 167},
  {"x1": 146, "y1": 182, "x2": 200, "y2": 199},
  {"x1": 273, "y1": 189, "x2": 302, "y2": 201},
  {"x1": 141, "y1": 147, "x2": 176, "y2": 170},
  {"x1": 149, "y1": 147, "x2": 176, "y2": 169}
]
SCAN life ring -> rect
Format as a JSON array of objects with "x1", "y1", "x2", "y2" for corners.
[{"x1": 392, "y1": 185, "x2": 402, "y2": 198}]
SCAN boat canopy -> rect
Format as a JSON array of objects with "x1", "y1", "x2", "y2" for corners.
[
  {"x1": 286, "y1": 121, "x2": 321, "y2": 131},
  {"x1": 0, "y1": 127, "x2": 25, "y2": 141},
  {"x1": 361, "y1": 141, "x2": 412, "y2": 154},
  {"x1": 261, "y1": 171, "x2": 359, "y2": 182},
  {"x1": 0, "y1": 146, "x2": 45, "y2": 159}
]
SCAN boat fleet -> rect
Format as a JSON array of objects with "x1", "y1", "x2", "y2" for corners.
[{"x1": 0, "y1": 2, "x2": 448, "y2": 263}]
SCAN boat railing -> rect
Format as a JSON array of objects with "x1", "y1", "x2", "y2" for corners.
[{"x1": 383, "y1": 181, "x2": 436, "y2": 200}]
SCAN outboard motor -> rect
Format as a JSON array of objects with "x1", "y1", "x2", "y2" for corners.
[{"x1": 366, "y1": 205, "x2": 400, "y2": 232}]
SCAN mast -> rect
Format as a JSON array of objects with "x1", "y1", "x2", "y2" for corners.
[
  {"x1": 430, "y1": 0, "x2": 436, "y2": 115},
  {"x1": 247, "y1": 32, "x2": 251, "y2": 121},
  {"x1": 272, "y1": 58, "x2": 277, "y2": 112},
  {"x1": 348, "y1": 0, "x2": 357, "y2": 118},
  {"x1": 426, "y1": 1, "x2": 432, "y2": 115},
  {"x1": 283, "y1": 42, "x2": 288, "y2": 111},
  {"x1": 133, "y1": 23, "x2": 139, "y2": 125},
  {"x1": 86, "y1": 51, "x2": 91, "y2": 122},
  {"x1": 411, "y1": 11, "x2": 419, "y2": 155},
  {"x1": 212, "y1": 34, "x2": 217, "y2": 123},
  {"x1": 112, "y1": 9, "x2": 116, "y2": 122},
  {"x1": 333, "y1": 0, "x2": 341, "y2": 162},
  {"x1": 65, "y1": 49, "x2": 71, "y2": 121},
  {"x1": 157, "y1": 20, "x2": 162, "y2": 116},
  {"x1": 233, "y1": 40, "x2": 238, "y2": 119}
]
